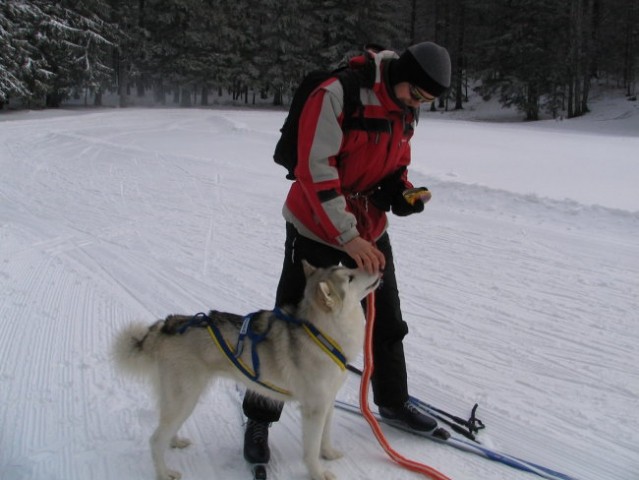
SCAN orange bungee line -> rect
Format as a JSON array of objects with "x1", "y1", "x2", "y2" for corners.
[{"x1": 359, "y1": 292, "x2": 453, "y2": 480}]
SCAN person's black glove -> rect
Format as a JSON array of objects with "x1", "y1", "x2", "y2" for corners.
[
  {"x1": 391, "y1": 188, "x2": 427, "y2": 216},
  {"x1": 369, "y1": 167, "x2": 406, "y2": 212}
]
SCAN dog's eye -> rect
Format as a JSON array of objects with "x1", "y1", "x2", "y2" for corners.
[{"x1": 348, "y1": 275, "x2": 355, "y2": 283}]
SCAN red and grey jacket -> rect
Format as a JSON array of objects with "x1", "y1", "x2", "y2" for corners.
[{"x1": 283, "y1": 49, "x2": 417, "y2": 247}]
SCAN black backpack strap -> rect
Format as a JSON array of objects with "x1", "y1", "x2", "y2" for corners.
[
  {"x1": 334, "y1": 55, "x2": 389, "y2": 133},
  {"x1": 272, "y1": 50, "x2": 386, "y2": 180},
  {"x1": 333, "y1": 68, "x2": 362, "y2": 120}
]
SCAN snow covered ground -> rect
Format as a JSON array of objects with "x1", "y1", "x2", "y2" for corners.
[{"x1": 1, "y1": 93, "x2": 638, "y2": 480}]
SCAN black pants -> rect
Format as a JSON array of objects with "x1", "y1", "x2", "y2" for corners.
[{"x1": 243, "y1": 223, "x2": 410, "y2": 422}]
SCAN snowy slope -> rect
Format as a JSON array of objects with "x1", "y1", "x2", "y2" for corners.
[{"x1": 1, "y1": 99, "x2": 638, "y2": 480}]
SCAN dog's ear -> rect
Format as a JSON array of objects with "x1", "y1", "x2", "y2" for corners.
[
  {"x1": 302, "y1": 259, "x2": 316, "y2": 278},
  {"x1": 318, "y1": 281, "x2": 335, "y2": 311}
]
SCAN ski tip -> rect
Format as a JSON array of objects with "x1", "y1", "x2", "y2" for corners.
[{"x1": 433, "y1": 427, "x2": 451, "y2": 441}]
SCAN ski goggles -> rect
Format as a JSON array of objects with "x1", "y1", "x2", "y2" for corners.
[{"x1": 409, "y1": 84, "x2": 436, "y2": 103}]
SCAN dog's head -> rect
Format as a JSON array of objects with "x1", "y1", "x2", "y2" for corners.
[{"x1": 302, "y1": 260, "x2": 381, "y2": 313}]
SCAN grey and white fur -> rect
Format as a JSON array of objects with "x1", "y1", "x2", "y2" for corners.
[{"x1": 113, "y1": 261, "x2": 381, "y2": 480}]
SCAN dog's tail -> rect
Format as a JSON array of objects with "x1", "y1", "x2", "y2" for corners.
[{"x1": 113, "y1": 321, "x2": 163, "y2": 378}]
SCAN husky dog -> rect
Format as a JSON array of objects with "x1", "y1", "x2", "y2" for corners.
[{"x1": 114, "y1": 261, "x2": 381, "y2": 480}]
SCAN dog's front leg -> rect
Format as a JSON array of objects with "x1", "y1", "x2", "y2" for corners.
[
  {"x1": 301, "y1": 403, "x2": 337, "y2": 480},
  {"x1": 319, "y1": 405, "x2": 342, "y2": 460}
]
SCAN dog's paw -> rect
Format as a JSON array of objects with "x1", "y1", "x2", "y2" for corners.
[
  {"x1": 314, "y1": 471, "x2": 336, "y2": 480},
  {"x1": 309, "y1": 464, "x2": 337, "y2": 480},
  {"x1": 321, "y1": 446, "x2": 343, "y2": 460},
  {"x1": 170, "y1": 436, "x2": 191, "y2": 449},
  {"x1": 158, "y1": 469, "x2": 182, "y2": 480}
]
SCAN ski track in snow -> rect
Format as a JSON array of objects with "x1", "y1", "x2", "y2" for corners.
[{"x1": 1, "y1": 108, "x2": 638, "y2": 480}]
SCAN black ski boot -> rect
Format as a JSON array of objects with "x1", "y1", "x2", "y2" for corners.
[
  {"x1": 244, "y1": 419, "x2": 271, "y2": 464},
  {"x1": 379, "y1": 400, "x2": 438, "y2": 432}
]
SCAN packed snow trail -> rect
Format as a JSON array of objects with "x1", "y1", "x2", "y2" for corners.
[{"x1": 0, "y1": 108, "x2": 637, "y2": 480}]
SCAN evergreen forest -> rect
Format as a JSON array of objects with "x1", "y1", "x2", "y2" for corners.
[{"x1": 1, "y1": 0, "x2": 637, "y2": 120}]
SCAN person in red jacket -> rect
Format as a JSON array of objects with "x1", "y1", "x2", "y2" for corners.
[{"x1": 243, "y1": 41, "x2": 452, "y2": 465}]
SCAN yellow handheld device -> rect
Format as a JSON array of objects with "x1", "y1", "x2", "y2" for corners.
[{"x1": 402, "y1": 187, "x2": 431, "y2": 206}]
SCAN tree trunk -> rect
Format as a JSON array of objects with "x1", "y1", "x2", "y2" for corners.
[
  {"x1": 118, "y1": 50, "x2": 129, "y2": 108},
  {"x1": 46, "y1": 91, "x2": 63, "y2": 108},
  {"x1": 137, "y1": 79, "x2": 145, "y2": 97},
  {"x1": 622, "y1": 0, "x2": 637, "y2": 96},
  {"x1": 201, "y1": 85, "x2": 209, "y2": 106},
  {"x1": 180, "y1": 87, "x2": 192, "y2": 107},
  {"x1": 568, "y1": 0, "x2": 594, "y2": 118},
  {"x1": 574, "y1": 0, "x2": 582, "y2": 116},
  {"x1": 409, "y1": 0, "x2": 417, "y2": 43},
  {"x1": 154, "y1": 84, "x2": 166, "y2": 104},
  {"x1": 273, "y1": 87, "x2": 283, "y2": 106},
  {"x1": 567, "y1": 80, "x2": 574, "y2": 118},
  {"x1": 436, "y1": 0, "x2": 451, "y2": 110},
  {"x1": 525, "y1": 83, "x2": 539, "y2": 121},
  {"x1": 453, "y1": 0, "x2": 465, "y2": 110}
]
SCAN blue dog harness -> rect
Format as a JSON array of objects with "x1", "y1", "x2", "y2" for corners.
[{"x1": 176, "y1": 308, "x2": 347, "y2": 396}]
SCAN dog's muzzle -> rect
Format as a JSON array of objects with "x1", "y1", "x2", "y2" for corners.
[{"x1": 367, "y1": 275, "x2": 383, "y2": 291}]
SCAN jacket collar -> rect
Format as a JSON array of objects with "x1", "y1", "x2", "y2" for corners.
[{"x1": 378, "y1": 60, "x2": 416, "y2": 116}]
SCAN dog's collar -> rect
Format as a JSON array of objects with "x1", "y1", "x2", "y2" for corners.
[{"x1": 273, "y1": 307, "x2": 348, "y2": 372}]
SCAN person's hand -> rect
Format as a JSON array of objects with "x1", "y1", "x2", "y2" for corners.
[
  {"x1": 369, "y1": 167, "x2": 406, "y2": 212},
  {"x1": 343, "y1": 236, "x2": 386, "y2": 274},
  {"x1": 391, "y1": 187, "x2": 430, "y2": 216}
]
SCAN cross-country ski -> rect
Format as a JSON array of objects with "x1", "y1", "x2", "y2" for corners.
[{"x1": 334, "y1": 399, "x2": 580, "y2": 480}]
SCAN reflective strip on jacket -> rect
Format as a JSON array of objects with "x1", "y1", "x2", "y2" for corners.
[{"x1": 283, "y1": 50, "x2": 417, "y2": 247}]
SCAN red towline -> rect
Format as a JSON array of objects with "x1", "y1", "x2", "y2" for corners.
[{"x1": 359, "y1": 292, "x2": 453, "y2": 480}]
